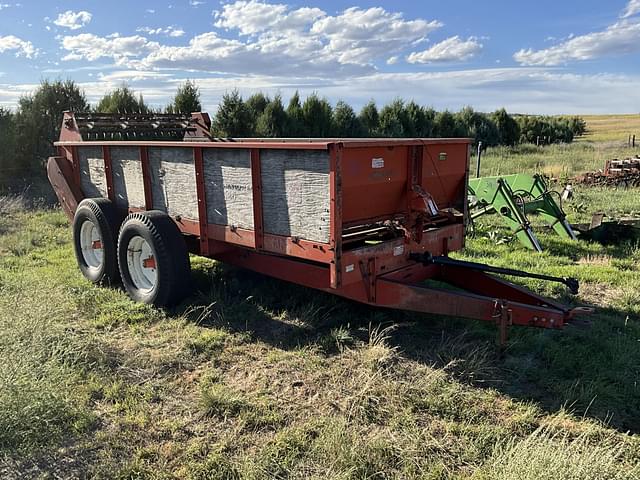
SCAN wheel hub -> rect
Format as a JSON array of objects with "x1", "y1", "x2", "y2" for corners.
[
  {"x1": 80, "y1": 220, "x2": 104, "y2": 270},
  {"x1": 126, "y1": 236, "x2": 158, "y2": 293}
]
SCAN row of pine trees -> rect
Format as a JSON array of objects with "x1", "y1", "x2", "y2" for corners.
[{"x1": 0, "y1": 80, "x2": 586, "y2": 185}]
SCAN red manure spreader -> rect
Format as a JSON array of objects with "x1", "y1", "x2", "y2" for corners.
[{"x1": 48, "y1": 112, "x2": 588, "y2": 341}]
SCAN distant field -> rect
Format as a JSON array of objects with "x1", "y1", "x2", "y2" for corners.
[
  {"x1": 580, "y1": 114, "x2": 640, "y2": 143},
  {"x1": 481, "y1": 114, "x2": 640, "y2": 177}
]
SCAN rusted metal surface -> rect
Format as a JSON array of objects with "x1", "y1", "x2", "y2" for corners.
[
  {"x1": 60, "y1": 111, "x2": 212, "y2": 142},
  {"x1": 50, "y1": 112, "x2": 588, "y2": 336},
  {"x1": 47, "y1": 156, "x2": 83, "y2": 220},
  {"x1": 193, "y1": 147, "x2": 210, "y2": 255},
  {"x1": 250, "y1": 148, "x2": 264, "y2": 251},
  {"x1": 102, "y1": 145, "x2": 115, "y2": 202},
  {"x1": 575, "y1": 156, "x2": 640, "y2": 187},
  {"x1": 139, "y1": 146, "x2": 153, "y2": 209}
]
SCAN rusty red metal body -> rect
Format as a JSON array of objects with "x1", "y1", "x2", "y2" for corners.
[
  {"x1": 575, "y1": 156, "x2": 640, "y2": 187},
  {"x1": 49, "y1": 112, "x2": 583, "y2": 335}
]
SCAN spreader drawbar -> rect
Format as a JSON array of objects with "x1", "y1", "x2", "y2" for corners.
[{"x1": 409, "y1": 252, "x2": 580, "y2": 295}]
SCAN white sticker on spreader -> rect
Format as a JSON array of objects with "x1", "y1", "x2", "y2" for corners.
[
  {"x1": 372, "y1": 157, "x2": 384, "y2": 168},
  {"x1": 393, "y1": 245, "x2": 404, "y2": 256},
  {"x1": 345, "y1": 264, "x2": 355, "y2": 273}
]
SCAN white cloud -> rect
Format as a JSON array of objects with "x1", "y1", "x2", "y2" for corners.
[
  {"x1": 407, "y1": 36, "x2": 482, "y2": 63},
  {"x1": 136, "y1": 26, "x2": 185, "y2": 37},
  {"x1": 61, "y1": 2, "x2": 443, "y2": 77},
  {"x1": 0, "y1": 82, "x2": 37, "y2": 108},
  {"x1": 53, "y1": 10, "x2": 92, "y2": 30},
  {"x1": 514, "y1": 20, "x2": 640, "y2": 66},
  {"x1": 61, "y1": 33, "x2": 158, "y2": 63},
  {"x1": 97, "y1": 70, "x2": 173, "y2": 82},
  {"x1": 189, "y1": 0, "x2": 204, "y2": 5},
  {"x1": 311, "y1": 6, "x2": 441, "y2": 65},
  {"x1": 214, "y1": 1, "x2": 324, "y2": 36},
  {"x1": 622, "y1": 0, "x2": 640, "y2": 18},
  {"x1": 0, "y1": 35, "x2": 36, "y2": 58}
]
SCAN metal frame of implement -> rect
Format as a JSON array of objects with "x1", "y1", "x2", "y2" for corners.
[
  {"x1": 48, "y1": 112, "x2": 588, "y2": 341},
  {"x1": 468, "y1": 173, "x2": 576, "y2": 252}
]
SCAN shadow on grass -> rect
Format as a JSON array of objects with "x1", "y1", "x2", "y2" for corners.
[{"x1": 179, "y1": 259, "x2": 640, "y2": 435}]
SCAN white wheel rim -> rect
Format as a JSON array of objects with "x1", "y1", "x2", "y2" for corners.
[
  {"x1": 80, "y1": 220, "x2": 104, "y2": 271},
  {"x1": 126, "y1": 235, "x2": 157, "y2": 293}
]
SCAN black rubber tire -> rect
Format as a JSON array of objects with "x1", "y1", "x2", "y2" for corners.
[
  {"x1": 72, "y1": 198, "x2": 121, "y2": 285},
  {"x1": 117, "y1": 211, "x2": 191, "y2": 307}
]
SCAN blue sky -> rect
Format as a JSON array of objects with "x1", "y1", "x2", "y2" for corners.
[{"x1": 1, "y1": 0, "x2": 640, "y2": 114}]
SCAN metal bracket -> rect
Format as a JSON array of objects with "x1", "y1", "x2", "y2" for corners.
[
  {"x1": 493, "y1": 300, "x2": 513, "y2": 347},
  {"x1": 412, "y1": 184, "x2": 440, "y2": 217},
  {"x1": 359, "y1": 258, "x2": 376, "y2": 303}
]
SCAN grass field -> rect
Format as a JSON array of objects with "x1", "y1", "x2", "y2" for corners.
[
  {"x1": 1, "y1": 117, "x2": 640, "y2": 479},
  {"x1": 480, "y1": 114, "x2": 640, "y2": 178},
  {"x1": 579, "y1": 115, "x2": 640, "y2": 143}
]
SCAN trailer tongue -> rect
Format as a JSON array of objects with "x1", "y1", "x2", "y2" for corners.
[{"x1": 49, "y1": 111, "x2": 588, "y2": 342}]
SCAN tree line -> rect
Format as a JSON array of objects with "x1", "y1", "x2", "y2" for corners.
[{"x1": 0, "y1": 79, "x2": 586, "y2": 184}]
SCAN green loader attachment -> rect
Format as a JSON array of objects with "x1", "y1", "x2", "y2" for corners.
[{"x1": 468, "y1": 174, "x2": 577, "y2": 252}]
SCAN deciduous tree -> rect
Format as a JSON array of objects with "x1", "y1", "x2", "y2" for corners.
[{"x1": 14, "y1": 79, "x2": 88, "y2": 175}]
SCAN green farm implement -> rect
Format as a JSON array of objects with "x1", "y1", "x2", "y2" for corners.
[{"x1": 468, "y1": 174, "x2": 576, "y2": 252}]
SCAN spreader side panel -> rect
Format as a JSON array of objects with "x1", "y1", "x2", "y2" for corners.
[
  {"x1": 148, "y1": 147, "x2": 199, "y2": 221},
  {"x1": 78, "y1": 146, "x2": 108, "y2": 199},
  {"x1": 203, "y1": 148, "x2": 254, "y2": 230},
  {"x1": 111, "y1": 147, "x2": 146, "y2": 210},
  {"x1": 261, "y1": 149, "x2": 330, "y2": 244}
]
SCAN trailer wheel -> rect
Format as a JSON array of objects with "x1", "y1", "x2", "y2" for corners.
[
  {"x1": 117, "y1": 211, "x2": 191, "y2": 307},
  {"x1": 73, "y1": 198, "x2": 120, "y2": 284}
]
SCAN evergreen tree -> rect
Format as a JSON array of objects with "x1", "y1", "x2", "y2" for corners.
[
  {"x1": 15, "y1": 79, "x2": 89, "y2": 175},
  {"x1": 358, "y1": 100, "x2": 380, "y2": 137},
  {"x1": 379, "y1": 99, "x2": 408, "y2": 137},
  {"x1": 405, "y1": 101, "x2": 426, "y2": 137},
  {"x1": 422, "y1": 107, "x2": 437, "y2": 137},
  {"x1": 246, "y1": 93, "x2": 270, "y2": 118},
  {"x1": 0, "y1": 108, "x2": 17, "y2": 184},
  {"x1": 96, "y1": 86, "x2": 149, "y2": 113},
  {"x1": 491, "y1": 108, "x2": 520, "y2": 146},
  {"x1": 434, "y1": 110, "x2": 458, "y2": 137},
  {"x1": 456, "y1": 106, "x2": 499, "y2": 146},
  {"x1": 301, "y1": 93, "x2": 333, "y2": 137},
  {"x1": 246, "y1": 92, "x2": 270, "y2": 135},
  {"x1": 516, "y1": 115, "x2": 574, "y2": 144},
  {"x1": 212, "y1": 89, "x2": 252, "y2": 137},
  {"x1": 168, "y1": 80, "x2": 201, "y2": 114},
  {"x1": 256, "y1": 95, "x2": 287, "y2": 137},
  {"x1": 333, "y1": 100, "x2": 363, "y2": 137},
  {"x1": 568, "y1": 116, "x2": 587, "y2": 137},
  {"x1": 286, "y1": 91, "x2": 304, "y2": 136}
]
